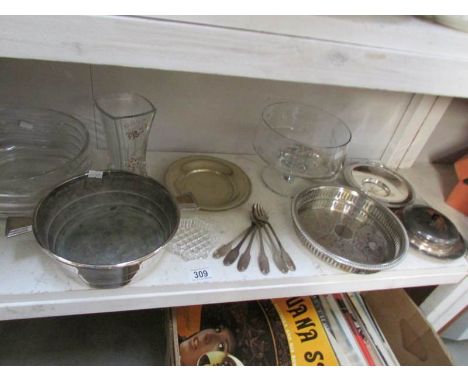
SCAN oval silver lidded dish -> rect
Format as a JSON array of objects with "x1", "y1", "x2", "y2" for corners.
[{"x1": 400, "y1": 204, "x2": 467, "y2": 260}]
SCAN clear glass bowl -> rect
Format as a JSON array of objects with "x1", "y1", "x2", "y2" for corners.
[
  {"x1": 254, "y1": 102, "x2": 352, "y2": 196},
  {"x1": 0, "y1": 107, "x2": 90, "y2": 216}
]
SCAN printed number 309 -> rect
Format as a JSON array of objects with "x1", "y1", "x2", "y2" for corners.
[{"x1": 193, "y1": 270, "x2": 209, "y2": 279}]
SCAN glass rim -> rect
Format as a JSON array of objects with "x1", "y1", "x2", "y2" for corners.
[
  {"x1": 0, "y1": 106, "x2": 90, "y2": 184},
  {"x1": 94, "y1": 92, "x2": 157, "y2": 119},
  {"x1": 261, "y1": 101, "x2": 352, "y2": 149}
]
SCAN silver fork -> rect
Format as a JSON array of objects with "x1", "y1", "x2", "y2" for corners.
[
  {"x1": 248, "y1": 207, "x2": 270, "y2": 274},
  {"x1": 237, "y1": 225, "x2": 257, "y2": 272},
  {"x1": 253, "y1": 203, "x2": 296, "y2": 272},
  {"x1": 251, "y1": 203, "x2": 288, "y2": 273},
  {"x1": 256, "y1": 225, "x2": 270, "y2": 275}
]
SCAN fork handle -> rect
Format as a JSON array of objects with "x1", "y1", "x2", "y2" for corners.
[
  {"x1": 257, "y1": 228, "x2": 270, "y2": 275},
  {"x1": 262, "y1": 226, "x2": 288, "y2": 273},
  {"x1": 237, "y1": 227, "x2": 257, "y2": 272},
  {"x1": 223, "y1": 224, "x2": 255, "y2": 266},
  {"x1": 265, "y1": 223, "x2": 296, "y2": 272},
  {"x1": 265, "y1": 222, "x2": 283, "y2": 249},
  {"x1": 213, "y1": 225, "x2": 251, "y2": 258},
  {"x1": 280, "y1": 248, "x2": 296, "y2": 272}
]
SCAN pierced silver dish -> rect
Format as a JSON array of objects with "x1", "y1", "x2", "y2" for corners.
[{"x1": 292, "y1": 186, "x2": 409, "y2": 273}]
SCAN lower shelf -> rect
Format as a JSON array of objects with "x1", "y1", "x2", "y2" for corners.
[
  {"x1": 0, "y1": 308, "x2": 170, "y2": 366},
  {"x1": 0, "y1": 152, "x2": 466, "y2": 321},
  {"x1": 0, "y1": 289, "x2": 453, "y2": 366}
]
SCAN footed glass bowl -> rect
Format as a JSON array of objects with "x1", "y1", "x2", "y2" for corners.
[{"x1": 254, "y1": 102, "x2": 351, "y2": 196}]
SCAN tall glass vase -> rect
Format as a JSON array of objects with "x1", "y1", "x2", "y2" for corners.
[{"x1": 95, "y1": 92, "x2": 156, "y2": 175}]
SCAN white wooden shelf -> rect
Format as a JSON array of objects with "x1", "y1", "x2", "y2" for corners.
[
  {"x1": 0, "y1": 152, "x2": 466, "y2": 321},
  {"x1": 1, "y1": 16, "x2": 468, "y2": 98}
]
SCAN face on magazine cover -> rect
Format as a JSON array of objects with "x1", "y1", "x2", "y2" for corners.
[{"x1": 179, "y1": 326, "x2": 237, "y2": 366}]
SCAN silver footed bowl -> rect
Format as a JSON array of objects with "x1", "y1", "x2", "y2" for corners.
[{"x1": 33, "y1": 170, "x2": 180, "y2": 288}]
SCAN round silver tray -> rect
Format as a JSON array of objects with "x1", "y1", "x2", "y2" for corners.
[{"x1": 292, "y1": 186, "x2": 409, "y2": 273}]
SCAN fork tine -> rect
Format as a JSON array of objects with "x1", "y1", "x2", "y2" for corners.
[
  {"x1": 251, "y1": 203, "x2": 259, "y2": 223},
  {"x1": 255, "y1": 203, "x2": 267, "y2": 220},
  {"x1": 252, "y1": 203, "x2": 258, "y2": 216},
  {"x1": 254, "y1": 205, "x2": 261, "y2": 220}
]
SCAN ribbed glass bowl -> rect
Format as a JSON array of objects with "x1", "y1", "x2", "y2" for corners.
[{"x1": 0, "y1": 107, "x2": 90, "y2": 216}]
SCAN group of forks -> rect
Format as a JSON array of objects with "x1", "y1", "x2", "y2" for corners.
[{"x1": 212, "y1": 203, "x2": 296, "y2": 274}]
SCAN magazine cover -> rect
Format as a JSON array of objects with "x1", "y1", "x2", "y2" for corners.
[
  {"x1": 173, "y1": 297, "x2": 339, "y2": 366},
  {"x1": 318, "y1": 294, "x2": 368, "y2": 366},
  {"x1": 334, "y1": 293, "x2": 382, "y2": 365},
  {"x1": 347, "y1": 293, "x2": 399, "y2": 365}
]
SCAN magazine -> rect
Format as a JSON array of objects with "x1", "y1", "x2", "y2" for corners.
[
  {"x1": 319, "y1": 294, "x2": 368, "y2": 366},
  {"x1": 173, "y1": 297, "x2": 340, "y2": 366},
  {"x1": 347, "y1": 293, "x2": 399, "y2": 366},
  {"x1": 334, "y1": 293, "x2": 384, "y2": 365},
  {"x1": 312, "y1": 296, "x2": 353, "y2": 366}
]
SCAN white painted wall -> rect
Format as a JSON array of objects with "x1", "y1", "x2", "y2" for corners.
[
  {"x1": 0, "y1": 57, "x2": 413, "y2": 160},
  {"x1": 0, "y1": 58, "x2": 96, "y2": 147},
  {"x1": 417, "y1": 98, "x2": 468, "y2": 164}
]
